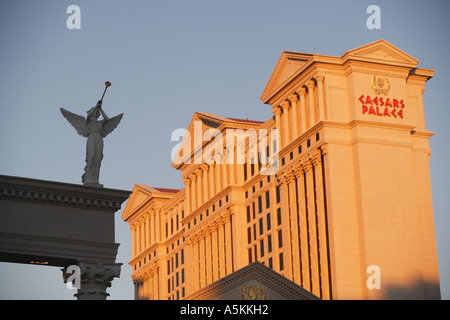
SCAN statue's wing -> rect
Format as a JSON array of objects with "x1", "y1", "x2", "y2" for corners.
[
  {"x1": 60, "y1": 108, "x2": 88, "y2": 137},
  {"x1": 102, "y1": 113, "x2": 123, "y2": 138}
]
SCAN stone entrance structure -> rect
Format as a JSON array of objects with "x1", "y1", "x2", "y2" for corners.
[{"x1": 0, "y1": 174, "x2": 130, "y2": 299}]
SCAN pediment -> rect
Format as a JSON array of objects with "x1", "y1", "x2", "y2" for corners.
[
  {"x1": 342, "y1": 39, "x2": 419, "y2": 67},
  {"x1": 260, "y1": 51, "x2": 312, "y2": 103},
  {"x1": 185, "y1": 261, "x2": 320, "y2": 300},
  {"x1": 121, "y1": 184, "x2": 152, "y2": 221},
  {"x1": 171, "y1": 112, "x2": 228, "y2": 168}
]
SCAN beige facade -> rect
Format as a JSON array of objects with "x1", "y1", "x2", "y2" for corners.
[{"x1": 122, "y1": 40, "x2": 440, "y2": 300}]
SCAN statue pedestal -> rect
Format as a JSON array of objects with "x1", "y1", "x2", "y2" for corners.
[{"x1": 0, "y1": 174, "x2": 131, "y2": 300}]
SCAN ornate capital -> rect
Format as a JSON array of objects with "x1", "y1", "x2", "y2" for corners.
[
  {"x1": 297, "y1": 87, "x2": 307, "y2": 96},
  {"x1": 289, "y1": 94, "x2": 299, "y2": 104},
  {"x1": 300, "y1": 158, "x2": 313, "y2": 172},
  {"x1": 190, "y1": 174, "x2": 197, "y2": 182},
  {"x1": 280, "y1": 101, "x2": 291, "y2": 110},
  {"x1": 184, "y1": 178, "x2": 191, "y2": 186},
  {"x1": 196, "y1": 168, "x2": 203, "y2": 177},
  {"x1": 272, "y1": 106, "x2": 282, "y2": 116},
  {"x1": 63, "y1": 261, "x2": 121, "y2": 300},
  {"x1": 315, "y1": 75, "x2": 325, "y2": 83},
  {"x1": 309, "y1": 151, "x2": 321, "y2": 166},
  {"x1": 306, "y1": 79, "x2": 315, "y2": 90},
  {"x1": 201, "y1": 164, "x2": 210, "y2": 172}
]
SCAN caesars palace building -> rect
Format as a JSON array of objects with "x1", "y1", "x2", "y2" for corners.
[{"x1": 122, "y1": 40, "x2": 441, "y2": 300}]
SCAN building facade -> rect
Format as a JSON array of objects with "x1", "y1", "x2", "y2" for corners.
[{"x1": 122, "y1": 40, "x2": 440, "y2": 300}]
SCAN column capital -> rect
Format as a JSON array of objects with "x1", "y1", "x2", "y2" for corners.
[
  {"x1": 272, "y1": 106, "x2": 282, "y2": 116},
  {"x1": 201, "y1": 164, "x2": 210, "y2": 172},
  {"x1": 190, "y1": 174, "x2": 197, "y2": 182},
  {"x1": 297, "y1": 87, "x2": 307, "y2": 96},
  {"x1": 280, "y1": 100, "x2": 291, "y2": 110},
  {"x1": 195, "y1": 168, "x2": 203, "y2": 177},
  {"x1": 289, "y1": 93, "x2": 299, "y2": 103},
  {"x1": 309, "y1": 150, "x2": 322, "y2": 166},
  {"x1": 306, "y1": 79, "x2": 315, "y2": 89},
  {"x1": 63, "y1": 261, "x2": 121, "y2": 300},
  {"x1": 300, "y1": 157, "x2": 313, "y2": 172},
  {"x1": 184, "y1": 178, "x2": 191, "y2": 186},
  {"x1": 315, "y1": 75, "x2": 325, "y2": 82}
]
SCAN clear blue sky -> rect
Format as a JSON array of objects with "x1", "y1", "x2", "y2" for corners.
[{"x1": 0, "y1": 0, "x2": 449, "y2": 299}]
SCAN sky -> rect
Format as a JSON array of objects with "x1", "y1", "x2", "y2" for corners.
[{"x1": 0, "y1": 0, "x2": 449, "y2": 300}]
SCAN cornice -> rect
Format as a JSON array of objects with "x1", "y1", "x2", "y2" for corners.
[{"x1": 0, "y1": 174, "x2": 131, "y2": 212}]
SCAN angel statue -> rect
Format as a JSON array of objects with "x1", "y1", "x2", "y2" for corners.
[{"x1": 60, "y1": 100, "x2": 123, "y2": 187}]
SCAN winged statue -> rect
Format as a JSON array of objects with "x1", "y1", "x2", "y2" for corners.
[{"x1": 60, "y1": 100, "x2": 123, "y2": 187}]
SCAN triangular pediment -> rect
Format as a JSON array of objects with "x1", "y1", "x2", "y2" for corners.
[
  {"x1": 260, "y1": 51, "x2": 312, "y2": 103},
  {"x1": 342, "y1": 39, "x2": 419, "y2": 67},
  {"x1": 121, "y1": 184, "x2": 152, "y2": 221},
  {"x1": 171, "y1": 112, "x2": 227, "y2": 168},
  {"x1": 185, "y1": 261, "x2": 320, "y2": 300}
]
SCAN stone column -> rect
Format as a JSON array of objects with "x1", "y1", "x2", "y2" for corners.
[
  {"x1": 201, "y1": 164, "x2": 209, "y2": 201},
  {"x1": 311, "y1": 149, "x2": 330, "y2": 300},
  {"x1": 315, "y1": 75, "x2": 325, "y2": 121},
  {"x1": 135, "y1": 221, "x2": 141, "y2": 254},
  {"x1": 224, "y1": 209, "x2": 233, "y2": 276},
  {"x1": 155, "y1": 208, "x2": 161, "y2": 242},
  {"x1": 281, "y1": 101, "x2": 291, "y2": 146},
  {"x1": 295, "y1": 164, "x2": 310, "y2": 291},
  {"x1": 139, "y1": 217, "x2": 146, "y2": 252},
  {"x1": 130, "y1": 224, "x2": 136, "y2": 258},
  {"x1": 272, "y1": 106, "x2": 283, "y2": 149},
  {"x1": 196, "y1": 169, "x2": 203, "y2": 208},
  {"x1": 286, "y1": 169, "x2": 301, "y2": 284},
  {"x1": 298, "y1": 87, "x2": 307, "y2": 133},
  {"x1": 301, "y1": 157, "x2": 320, "y2": 297},
  {"x1": 209, "y1": 163, "x2": 216, "y2": 196},
  {"x1": 145, "y1": 213, "x2": 150, "y2": 248},
  {"x1": 211, "y1": 222, "x2": 219, "y2": 282},
  {"x1": 63, "y1": 261, "x2": 121, "y2": 300},
  {"x1": 184, "y1": 178, "x2": 191, "y2": 215},
  {"x1": 307, "y1": 80, "x2": 316, "y2": 127},
  {"x1": 205, "y1": 227, "x2": 212, "y2": 285},
  {"x1": 150, "y1": 209, "x2": 156, "y2": 244},
  {"x1": 191, "y1": 174, "x2": 197, "y2": 211},
  {"x1": 289, "y1": 93, "x2": 300, "y2": 138}
]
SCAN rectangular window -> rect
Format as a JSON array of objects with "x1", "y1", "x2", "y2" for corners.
[
  {"x1": 181, "y1": 268, "x2": 185, "y2": 283},
  {"x1": 251, "y1": 162, "x2": 255, "y2": 176},
  {"x1": 290, "y1": 151, "x2": 293, "y2": 160},
  {"x1": 316, "y1": 132, "x2": 320, "y2": 141},
  {"x1": 268, "y1": 234, "x2": 272, "y2": 253},
  {"x1": 258, "y1": 196, "x2": 263, "y2": 213},
  {"x1": 278, "y1": 230, "x2": 283, "y2": 248},
  {"x1": 268, "y1": 257, "x2": 273, "y2": 269},
  {"x1": 265, "y1": 190, "x2": 270, "y2": 209},
  {"x1": 171, "y1": 218, "x2": 173, "y2": 234},
  {"x1": 175, "y1": 253, "x2": 179, "y2": 268},
  {"x1": 244, "y1": 163, "x2": 248, "y2": 181},
  {"x1": 176, "y1": 272, "x2": 179, "y2": 287},
  {"x1": 253, "y1": 224, "x2": 256, "y2": 241},
  {"x1": 181, "y1": 249, "x2": 184, "y2": 265},
  {"x1": 259, "y1": 218, "x2": 263, "y2": 235},
  {"x1": 279, "y1": 253, "x2": 284, "y2": 271},
  {"x1": 246, "y1": 205, "x2": 251, "y2": 223},
  {"x1": 260, "y1": 239, "x2": 265, "y2": 257},
  {"x1": 267, "y1": 212, "x2": 271, "y2": 231},
  {"x1": 248, "y1": 248, "x2": 253, "y2": 263},
  {"x1": 247, "y1": 227, "x2": 252, "y2": 244},
  {"x1": 276, "y1": 185, "x2": 281, "y2": 203},
  {"x1": 277, "y1": 207, "x2": 282, "y2": 225},
  {"x1": 182, "y1": 287, "x2": 185, "y2": 298},
  {"x1": 298, "y1": 145, "x2": 302, "y2": 154},
  {"x1": 307, "y1": 139, "x2": 311, "y2": 147}
]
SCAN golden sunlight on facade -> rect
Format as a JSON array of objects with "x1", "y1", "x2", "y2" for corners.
[{"x1": 121, "y1": 40, "x2": 440, "y2": 300}]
